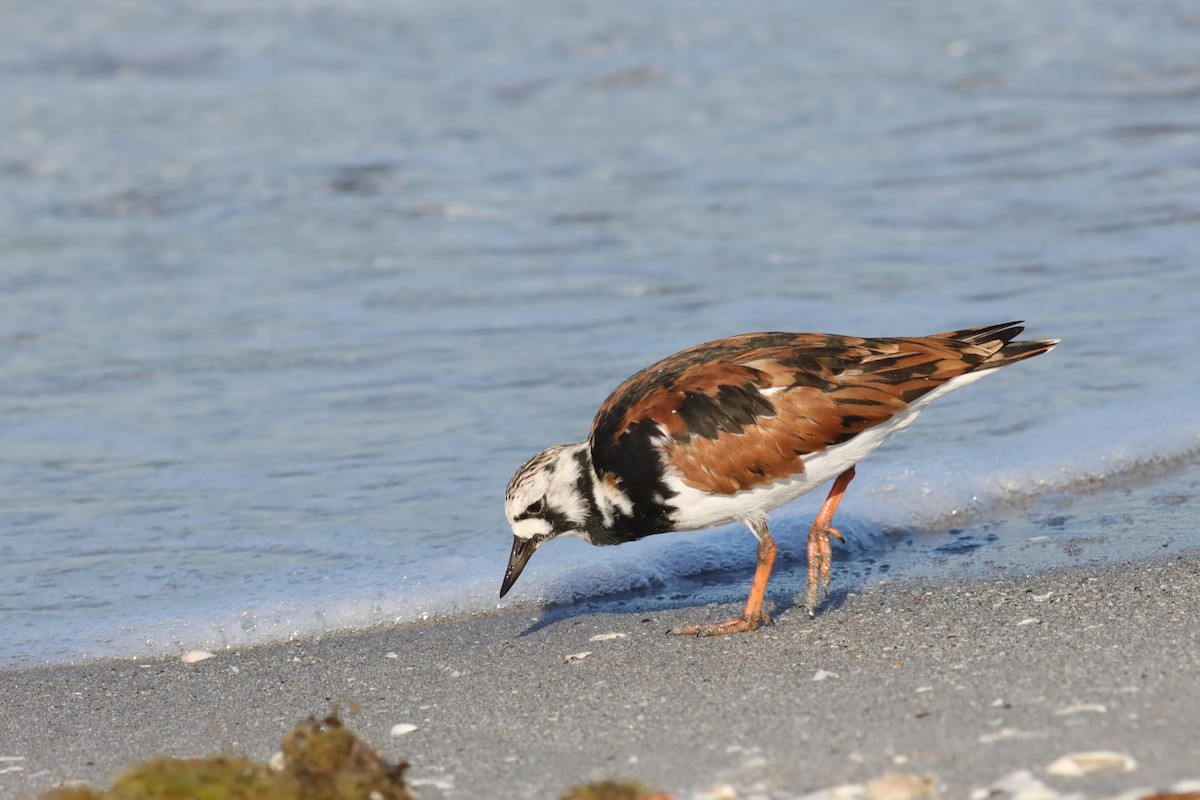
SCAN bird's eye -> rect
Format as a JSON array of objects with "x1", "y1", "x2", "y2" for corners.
[{"x1": 526, "y1": 499, "x2": 545, "y2": 516}]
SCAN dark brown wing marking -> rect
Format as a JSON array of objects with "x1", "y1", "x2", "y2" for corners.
[{"x1": 589, "y1": 326, "x2": 1052, "y2": 496}]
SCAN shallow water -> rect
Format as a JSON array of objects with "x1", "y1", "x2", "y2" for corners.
[{"x1": 2, "y1": 0, "x2": 1199, "y2": 667}]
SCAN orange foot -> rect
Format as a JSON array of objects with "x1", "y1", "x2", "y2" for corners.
[
  {"x1": 804, "y1": 523, "x2": 843, "y2": 616},
  {"x1": 804, "y1": 466, "x2": 855, "y2": 617},
  {"x1": 671, "y1": 610, "x2": 772, "y2": 637}
]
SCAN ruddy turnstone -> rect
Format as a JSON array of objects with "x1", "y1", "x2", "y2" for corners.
[{"x1": 502, "y1": 321, "x2": 1057, "y2": 636}]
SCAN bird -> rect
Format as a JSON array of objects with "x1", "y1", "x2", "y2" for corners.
[{"x1": 501, "y1": 321, "x2": 1058, "y2": 636}]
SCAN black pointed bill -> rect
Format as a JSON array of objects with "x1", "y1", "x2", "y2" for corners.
[{"x1": 500, "y1": 535, "x2": 538, "y2": 598}]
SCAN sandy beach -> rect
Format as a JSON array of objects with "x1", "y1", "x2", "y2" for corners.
[
  {"x1": 5, "y1": 2, "x2": 1200, "y2": 798},
  {"x1": 3, "y1": 554, "x2": 1198, "y2": 800}
]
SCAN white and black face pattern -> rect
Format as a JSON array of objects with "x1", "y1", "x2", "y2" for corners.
[
  {"x1": 504, "y1": 442, "x2": 594, "y2": 543},
  {"x1": 501, "y1": 441, "x2": 597, "y2": 598}
]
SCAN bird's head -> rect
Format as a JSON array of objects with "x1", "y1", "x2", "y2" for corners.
[{"x1": 501, "y1": 442, "x2": 595, "y2": 598}]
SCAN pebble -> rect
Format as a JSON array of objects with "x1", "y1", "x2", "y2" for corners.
[
  {"x1": 564, "y1": 651, "x2": 593, "y2": 662},
  {"x1": 1055, "y1": 703, "x2": 1107, "y2": 715},
  {"x1": 797, "y1": 784, "x2": 864, "y2": 800},
  {"x1": 978, "y1": 728, "x2": 1047, "y2": 744},
  {"x1": 1046, "y1": 750, "x2": 1136, "y2": 776},
  {"x1": 864, "y1": 772, "x2": 934, "y2": 800},
  {"x1": 812, "y1": 669, "x2": 839, "y2": 682},
  {"x1": 180, "y1": 650, "x2": 216, "y2": 664},
  {"x1": 389, "y1": 723, "x2": 419, "y2": 737},
  {"x1": 969, "y1": 769, "x2": 1059, "y2": 800},
  {"x1": 588, "y1": 632, "x2": 627, "y2": 641}
]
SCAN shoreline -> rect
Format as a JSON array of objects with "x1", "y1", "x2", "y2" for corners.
[
  {"x1": 4, "y1": 552, "x2": 1200, "y2": 799},
  {"x1": 9, "y1": 449, "x2": 1200, "y2": 676}
]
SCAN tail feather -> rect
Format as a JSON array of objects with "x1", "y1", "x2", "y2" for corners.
[
  {"x1": 934, "y1": 320, "x2": 1059, "y2": 369},
  {"x1": 934, "y1": 320, "x2": 1025, "y2": 345}
]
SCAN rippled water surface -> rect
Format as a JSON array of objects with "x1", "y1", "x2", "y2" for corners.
[{"x1": 2, "y1": 0, "x2": 1199, "y2": 666}]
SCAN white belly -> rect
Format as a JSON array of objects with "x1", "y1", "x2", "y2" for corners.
[{"x1": 664, "y1": 370, "x2": 993, "y2": 530}]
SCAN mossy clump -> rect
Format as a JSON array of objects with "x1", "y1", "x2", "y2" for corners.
[
  {"x1": 41, "y1": 714, "x2": 411, "y2": 800},
  {"x1": 63, "y1": 755, "x2": 277, "y2": 800},
  {"x1": 278, "y1": 712, "x2": 410, "y2": 800},
  {"x1": 559, "y1": 779, "x2": 673, "y2": 800},
  {"x1": 36, "y1": 789, "x2": 102, "y2": 800}
]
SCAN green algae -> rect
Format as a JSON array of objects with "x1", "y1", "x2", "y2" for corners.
[
  {"x1": 38, "y1": 712, "x2": 672, "y2": 800},
  {"x1": 41, "y1": 714, "x2": 411, "y2": 800},
  {"x1": 78, "y1": 755, "x2": 276, "y2": 800}
]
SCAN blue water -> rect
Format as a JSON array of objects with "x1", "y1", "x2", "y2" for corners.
[{"x1": 3, "y1": 0, "x2": 1199, "y2": 667}]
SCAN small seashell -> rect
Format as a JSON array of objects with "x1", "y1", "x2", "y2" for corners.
[
  {"x1": 797, "y1": 784, "x2": 865, "y2": 800},
  {"x1": 564, "y1": 651, "x2": 593, "y2": 662},
  {"x1": 1046, "y1": 750, "x2": 1136, "y2": 776},
  {"x1": 389, "y1": 723, "x2": 419, "y2": 737},
  {"x1": 812, "y1": 669, "x2": 839, "y2": 682},
  {"x1": 1016, "y1": 617, "x2": 1039, "y2": 626},
  {"x1": 180, "y1": 650, "x2": 216, "y2": 664},
  {"x1": 691, "y1": 784, "x2": 739, "y2": 800},
  {"x1": 970, "y1": 769, "x2": 1055, "y2": 800},
  {"x1": 865, "y1": 772, "x2": 934, "y2": 800},
  {"x1": 588, "y1": 632, "x2": 627, "y2": 642},
  {"x1": 977, "y1": 728, "x2": 1046, "y2": 744},
  {"x1": 268, "y1": 752, "x2": 285, "y2": 771}
]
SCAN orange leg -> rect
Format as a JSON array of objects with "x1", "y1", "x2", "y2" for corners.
[
  {"x1": 674, "y1": 517, "x2": 776, "y2": 637},
  {"x1": 805, "y1": 466, "x2": 855, "y2": 615}
]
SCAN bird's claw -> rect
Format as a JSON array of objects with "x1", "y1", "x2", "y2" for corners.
[
  {"x1": 804, "y1": 523, "x2": 839, "y2": 616},
  {"x1": 671, "y1": 610, "x2": 772, "y2": 637}
]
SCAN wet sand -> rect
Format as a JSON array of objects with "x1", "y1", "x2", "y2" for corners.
[{"x1": 3, "y1": 554, "x2": 1199, "y2": 799}]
